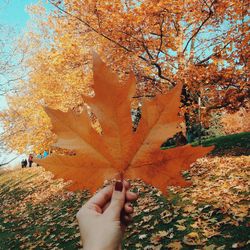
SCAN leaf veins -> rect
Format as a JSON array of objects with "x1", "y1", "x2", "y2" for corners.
[{"x1": 36, "y1": 55, "x2": 213, "y2": 193}]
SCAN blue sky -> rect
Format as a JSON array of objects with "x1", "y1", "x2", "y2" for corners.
[
  {"x1": 0, "y1": 0, "x2": 36, "y2": 163},
  {"x1": 0, "y1": 0, "x2": 34, "y2": 30},
  {"x1": 0, "y1": 0, "x2": 35, "y2": 111}
]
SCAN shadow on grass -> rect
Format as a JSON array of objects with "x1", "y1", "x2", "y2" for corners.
[{"x1": 162, "y1": 132, "x2": 250, "y2": 156}]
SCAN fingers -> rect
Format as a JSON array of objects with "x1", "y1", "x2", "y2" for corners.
[
  {"x1": 85, "y1": 185, "x2": 113, "y2": 211},
  {"x1": 126, "y1": 190, "x2": 138, "y2": 202},
  {"x1": 83, "y1": 180, "x2": 138, "y2": 216},
  {"x1": 124, "y1": 202, "x2": 133, "y2": 214},
  {"x1": 123, "y1": 180, "x2": 138, "y2": 201},
  {"x1": 123, "y1": 180, "x2": 130, "y2": 190},
  {"x1": 124, "y1": 214, "x2": 132, "y2": 223},
  {"x1": 121, "y1": 212, "x2": 132, "y2": 227},
  {"x1": 104, "y1": 181, "x2": 126, "y2": 220},
  {"x1": 102, "y1": 186, "x2": 137, "y2": 215},
  {"x1": 103, "y1": 200, "x2": 134, "y2": 214}
]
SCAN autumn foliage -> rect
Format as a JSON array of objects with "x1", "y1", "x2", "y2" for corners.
[
  {"x1": 35, "y1": 56, "x2": 212, "y2": 193},
  {"x1": 221, "y1": 108, "x2": 250, "y2": 135},
  {"x1": 0, "y1": 0, "x2": 249, "y2": 153},
  {"x1": 1, "y1": 154, "x2": 249, "y2": 249}
]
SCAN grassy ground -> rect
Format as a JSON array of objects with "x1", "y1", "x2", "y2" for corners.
[
  {"x1": 0, "y1": 169, "x2": 90, "y2": 249},
  {"x1": 191, "y1": 132, "x2": 250, "y2": 156},
  {"x1": 0, "y1": 133, "x2": 249, "y2": 249},
  {"x1": 162, "y1": 132, "x2": 250, "y2": 156}
]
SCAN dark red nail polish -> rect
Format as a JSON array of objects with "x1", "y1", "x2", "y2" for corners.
[{"x1": 115, "y1": 181, "x2": 123, "y2": 192}]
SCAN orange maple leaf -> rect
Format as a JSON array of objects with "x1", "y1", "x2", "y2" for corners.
[{"x1": 36, "y1": 55, "x2": 213, "y2": 194}]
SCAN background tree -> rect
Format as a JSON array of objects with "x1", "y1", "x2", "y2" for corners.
[
  {"x1": 0, "y1": 1, "x2": 31, "y2": 162},
  {"x1": 0, "y1": 94, "x2": 55, "y2": 153},
  {"x1": 0, "y1": 24, "x2": 28, "y2": 95},
  {"x1": 221, "y1": 108, "x2": 250, "y2": 135},
  {"x1": 0, "y1": 0, "x2": 249, "y2": 152},
  {"x1": 47, "y1": 0, "x2": 249, "y2": 105}
]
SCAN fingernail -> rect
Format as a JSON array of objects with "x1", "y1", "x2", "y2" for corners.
[{"x1": 115, "y1": 181, "x2": 123, "y2": 192}]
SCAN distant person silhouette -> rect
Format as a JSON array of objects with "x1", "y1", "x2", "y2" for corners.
[
  {"x1": 21, "y1": 159, "x2": 27, "y2": 168},
  {"x1": 28, "y1": 154, "x2": 33, "y2": 167}
]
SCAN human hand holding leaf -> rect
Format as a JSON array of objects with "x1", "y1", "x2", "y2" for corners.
[{"x1": 36, "y1": 55, "x2": 213, "y2": 194}]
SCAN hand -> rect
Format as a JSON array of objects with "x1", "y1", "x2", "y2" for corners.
[{"x1": 77, "y1": 181, "x2": 138, "y2": 250}]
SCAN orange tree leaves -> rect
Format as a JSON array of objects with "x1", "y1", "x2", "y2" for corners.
[
  {"x1": 2, "y1": 0, "x2": 248, "y2": 153},
  {"x1": 36, "y1": 56, "x2": 212, "y2": 193}
]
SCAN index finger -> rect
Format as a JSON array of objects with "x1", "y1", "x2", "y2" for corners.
[
  {"x1": 85, "y1": 180, "x2": 131, "y2": 209},
  {"x1": 85, "y1": 185, "x2": 113, "y2": 209}
]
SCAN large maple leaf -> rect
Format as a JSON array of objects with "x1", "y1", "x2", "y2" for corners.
[{"x1": 36, "y1": 55, "x2": 213, "y2": 194}]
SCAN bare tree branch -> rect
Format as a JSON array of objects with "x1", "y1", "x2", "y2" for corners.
[
  {"x1": 196, "y1": 40, "x2": 232, "y2": 65},
  {"x1": 48, "y1": 0, "x2": 133, "y2": 53},
  {"x1": 48, "y1": 0, "x2": 176, "y2": 86},
  {"x1": 183, "y1": 0, "x2": 216, "y2": 53},
  {"x1": 156, "y1": 17, "x2": 165, "y2": 59}
]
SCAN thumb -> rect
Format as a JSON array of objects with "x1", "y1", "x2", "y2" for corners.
[{"x1": 104, "y1": 181, "x2": 125, "y2": 220}]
